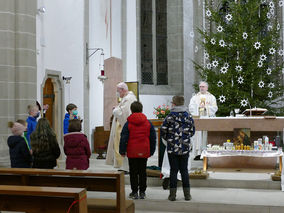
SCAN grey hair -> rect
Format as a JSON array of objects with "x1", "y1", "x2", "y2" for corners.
[
  {"x1": 117, "y1": 82, "x2": 128, "y2": 91},
  {"x1": 199, "y1": 81, "x2": 208, "y2": 87}
]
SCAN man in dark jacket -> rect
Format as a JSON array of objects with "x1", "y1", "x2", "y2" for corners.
[
  {"x1": 119, "y1": 101, "x2": 156, "y2": 200},
  {"x1": 161, "y1": 96, "x2": 195, "y2": 201}
]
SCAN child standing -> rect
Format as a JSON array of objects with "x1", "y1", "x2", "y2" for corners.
[
  {"x1": 63, "y1": 103, "x2": 78, "y2": 134},
  {"x1": 26, "y1": 104, "x2": 40, "y2": 148},
  {"x1": 7, "y1": 120, "x2": 32, "y2": 168},
  {"x1": 161, "y1": 96, "x2": 195, "y2": 201},
  {"x1": 64, "y1": 119, "x2": 91, "y2": 170},
  {"x1": 30, "y1": 118, "x2": 61, "y2": 169},
  {"x1": 119, "y1": 101, "x2": 156, "y2": 199}
]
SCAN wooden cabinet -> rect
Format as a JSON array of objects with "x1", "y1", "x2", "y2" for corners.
[{"x1": 93, "y1": 126, "x2": 110, "y2": 153}]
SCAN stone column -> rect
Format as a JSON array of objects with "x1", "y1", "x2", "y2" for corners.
[{"x1": 0, "y1": 0, "x2": 37, "y2": 167}]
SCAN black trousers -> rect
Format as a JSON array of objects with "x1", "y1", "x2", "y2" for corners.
[
  {"x1": 168, "y1": 153, "x2": 190, "y2": 188},
  {"x1": 128, "y1": 158, "x2": 148, "y2": 193}
]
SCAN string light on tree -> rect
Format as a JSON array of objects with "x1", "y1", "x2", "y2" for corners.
[
  {"x1": 220, "y1": 66, "x2": 228, "y2": 74},
  {"x1": 240, "y1": 99, "x2": 248, "y2": 107},
  {"x1": 225, "y1": 14, "x2": 232, "y2": 22},
  {"x1": 269, "y1": 47, "x2": 276, "y2": 55},
  {"x1": 257, "y1": 60, "x2": 263, "y2": 68},
  {"x1": 268, "y1": 91, "x2": 273, "y2": 98},
  {"x1": 237, "y1": 76, "x2": 244, "y2": 84},
  {"x1": 217, "y1": 81, "x2": 223, "y2": 87},
  {"x1": 235, "y1": 65, "x2": 243, "y2": 72},
  {"x1": 219, "y1": 95, "x2": 226, "y2": 103},
  {"x1": 258, "y1": 80, "x2": 265, "y2": 88},
  {"x1": 219, "y1": 40, "x2": 226, "y2": 47},
  {"x1": 260, "y1": 54, "x2": 267, "y2": 61},
  {"x1": 212, "y1": 60, "x2": 219, "y2": 68},
  {"x1": 217, "y1": 25, "x2": 224, "y2": 32},
  {"x1": 242, "y1": 32, "x2": 248, "y2": 40},
  {"x1": 266, "y1": 68, "x2": 272, "y2": 75},
  {"x1": 254, "y1": 41, "x2": 261, "y2": 49}
]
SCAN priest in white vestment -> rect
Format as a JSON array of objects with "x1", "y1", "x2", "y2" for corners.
[
  {"x1": 106, "y1": 82, "x2": 137, "y2": 171},
  {"x1": 189, "y1": 81, "x2": 218, "y2": 159}
]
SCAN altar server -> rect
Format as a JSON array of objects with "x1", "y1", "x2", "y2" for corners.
[{"x1": 189, "y1": 81, "x2": 218, "y2": 159}]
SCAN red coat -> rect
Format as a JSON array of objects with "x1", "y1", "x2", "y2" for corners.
[
  {"x1": 126, "y1": 113, "x2": 151, "y2": 158},
  {"x1": 64, "y1": 132, "x2": 91, "y2": 170}
]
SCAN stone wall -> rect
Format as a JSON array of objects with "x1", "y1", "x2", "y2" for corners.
[{"x1": 0, "y1": 0, "x2": 37, "y2": 167}]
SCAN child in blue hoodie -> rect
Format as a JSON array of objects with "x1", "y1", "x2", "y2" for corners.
[
  {"x1": 63, "y1": 103, "x2": 78, "y2": 134},
  {"x1": 26, "y1": 104, "x2": 40, "y2": 149}
]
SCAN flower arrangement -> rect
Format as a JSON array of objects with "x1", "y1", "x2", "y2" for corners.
[{"x1": 153, "y1": 104, "x2": 170, "y2": 119}]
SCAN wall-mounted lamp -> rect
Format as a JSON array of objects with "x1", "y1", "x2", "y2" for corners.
[
  {"x1": 37, "y1": 6, "x2": 46, "y2": 14},
  {"x1": 86, "y1": 43, "x2": 107, "y2": 83},
  {"x1": 62, "y1": 76, "x2": 72, "y2": 84}
]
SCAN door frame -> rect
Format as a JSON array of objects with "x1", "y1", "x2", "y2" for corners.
[{"x1": 41, "y1": 70, "x2": 65, "y2": 146}]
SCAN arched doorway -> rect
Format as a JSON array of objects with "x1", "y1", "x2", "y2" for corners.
[
  {"x1": 43, "y1": 78, "x2": 55, "y2": 127},
  {"x1": 41, "y1": 71, "x2": 64, "y2": 146}
]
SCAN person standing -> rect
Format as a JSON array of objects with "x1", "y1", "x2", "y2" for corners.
[
  {"x1": 64, "y1": 119, "x2": 91, "y2": 170},
  {"x1": 189, "y1": 81, "x2": 218, "y2": 159},
  {"x1": 106, "y1": 82, "x2": 137, "y2": 171},
  {"x1": 63, "y1": 103, "x2": 78, "y2": 134},
  {"x1": 30, "y1": 118, "x2": 61, "y2": 169},
  {"x1": 7, "y1": 120, "x2": 32, "y2": 168},
  {"x1": 26, "y1": 104, "x2": 40, "y2": 148},
  {"x1": 119, "y1": 101, "x2": 156, "y2": 199},
  {"x1": 161, "y1": 96, "x2": 195, "y2": 201}
]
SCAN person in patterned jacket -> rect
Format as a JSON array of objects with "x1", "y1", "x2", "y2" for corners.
[{"x1": 161, "y1": 95, "x2": 195, "y2": 201}]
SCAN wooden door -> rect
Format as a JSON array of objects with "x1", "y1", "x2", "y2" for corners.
[{"x1": 43, "y1": 78, "x2": 54, "y2": 127}]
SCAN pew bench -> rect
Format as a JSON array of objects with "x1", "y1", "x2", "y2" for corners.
[
  {"x1": 0, "y1": 185, "x2": 87, "y2": 213},
  {"x1": 0, "y1": 168, "x2": 134, "y2": 213}
]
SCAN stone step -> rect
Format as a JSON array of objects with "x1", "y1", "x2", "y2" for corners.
[
  {"x1": 87, "y1": 186, "x2": 284, "y2": 213},
  {"x1": 124, "y1": 173, "x2": 281, "y2": 190}
]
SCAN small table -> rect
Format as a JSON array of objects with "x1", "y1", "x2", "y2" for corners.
[{"x1": 201, "y1": 149, "x2": 283, "y2": 172}]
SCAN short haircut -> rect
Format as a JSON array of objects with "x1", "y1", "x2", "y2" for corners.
[
  {"x1": 117, "y1": 82, "x2": 128, "y2": 91},
  {"x1": 199, "y1": 81, "x2": 208, "y2": 87},
  {"x1": 172, "y1": 96, "x2": 184, "y2": 106},
  {"x1": 27, "y1": 104, "x2": 38, "y2": 113},
  {"x1": 66, "y1": 103, "x2": 77, "y2": 112},
  {"x1": 130, "y1": 101, "x2": 143, "y2": 113},
  {"x1": 68, "y1": 119, "x2": 82, "y2": 132}
]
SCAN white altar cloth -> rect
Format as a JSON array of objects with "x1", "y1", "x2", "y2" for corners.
[{"x1": 201, "y1": 150, "x2": 283, "y2": 158}]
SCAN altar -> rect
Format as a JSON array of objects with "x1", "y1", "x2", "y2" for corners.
[{"x1": 195, "y1": 117, "x2": 284, "y2": 170}]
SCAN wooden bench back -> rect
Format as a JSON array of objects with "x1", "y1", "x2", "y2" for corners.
[
  {"x1": 0, "y1": 168, "x2": 125, "y2": 212},
  {"x1": 0, "y1": 185, "x2": 87, "y2": 213}
]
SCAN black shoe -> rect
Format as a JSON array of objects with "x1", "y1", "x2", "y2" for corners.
[
  {"x1": 129, "y1": 192, "x2": 138, "y2": 199},
  {"x1": 118, "y1": 170, "x2": 129, "y2": 175},
  {"x1": 162, "y1": 178, "x2": 170, "y2": 190},
  {"x1": 194, "y1": 155, "x2": 201, "y2": 161},
  {"x1": 139, "y1": 192, "x2": 146, "y2": 199}
]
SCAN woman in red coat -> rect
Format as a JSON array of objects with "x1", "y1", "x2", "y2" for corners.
[{"x1": 64, "y1": 119, "x2": 91, "y2": 170}]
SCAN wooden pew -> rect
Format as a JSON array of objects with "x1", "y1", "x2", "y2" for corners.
[
  {"x1": 0, "y1": 185, "x2": 87, "y2": 213},
  {"x1": 0, "y1": 168, "x2": 134, "y2": 213}
]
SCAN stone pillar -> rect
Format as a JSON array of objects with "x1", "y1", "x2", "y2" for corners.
[
  {"x1": 103, "y1": 57, "x2": 123, "y2": 131},
  {"x1": 0, "y1": 0, "x2": 37, "y2": 167},
  {"x1": 183, "y1": 0, "x2": 204, "y2": 106}
]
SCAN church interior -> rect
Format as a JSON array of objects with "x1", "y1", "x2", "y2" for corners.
[{"x1": 1, "y1": 0, "x2": 284, "y2": 212}]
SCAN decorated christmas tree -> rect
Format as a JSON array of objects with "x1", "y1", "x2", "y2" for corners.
[{"x1": 195, "y1": 0, "x2": 284, "y2": 116}]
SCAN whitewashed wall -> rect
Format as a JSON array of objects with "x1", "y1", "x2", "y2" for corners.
[{"x1": 36, "y1": 0, "x2": 85, "y2": 124}]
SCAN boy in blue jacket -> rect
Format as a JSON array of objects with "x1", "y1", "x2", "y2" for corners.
[
  {"x1": 63, "y1": 103, "x2": 78, "y2": 134},
  {"x1": 161, "y1": 96, "x2": 195, "y2": 201}
]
